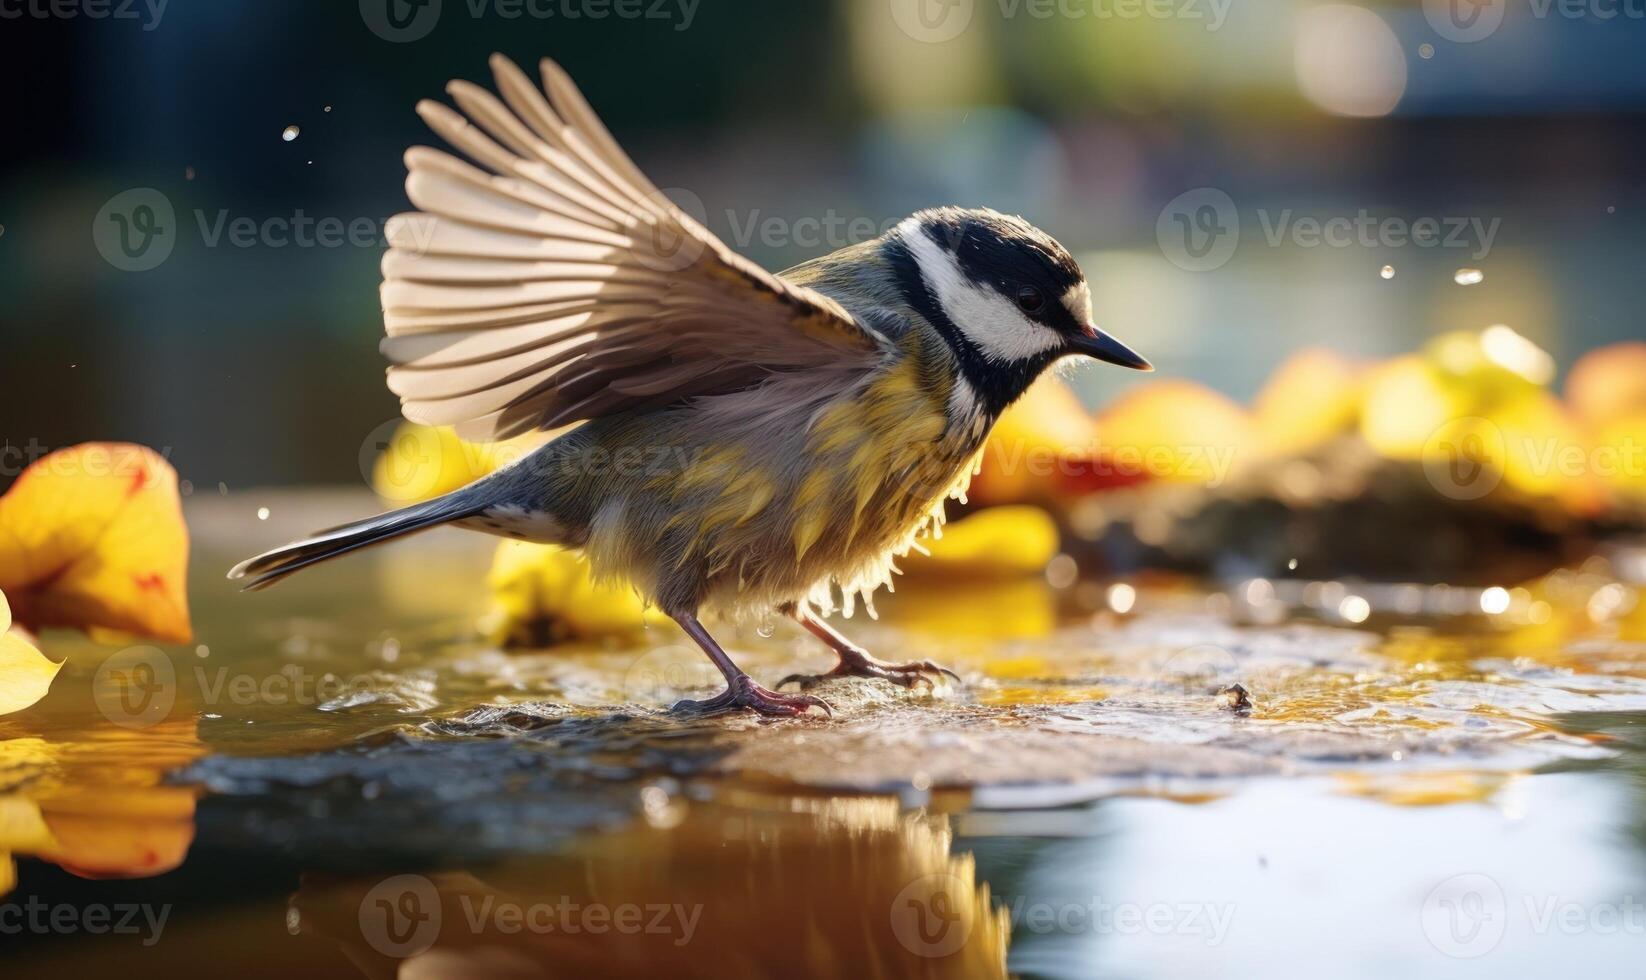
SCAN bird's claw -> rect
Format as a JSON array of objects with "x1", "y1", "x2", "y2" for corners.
[
  {"x1": 671, "y1": 674, "x2": 833, "y2": 718},
  {"x1": 778, "y1": 655, "x2": 960, "y2": 692}
]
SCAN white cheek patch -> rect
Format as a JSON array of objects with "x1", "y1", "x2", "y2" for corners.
[
  {"x1": 901, "y1": 219, "x2": 1064, "y2": 364},
  {"x1": 1063, "y1": 281, "x2": 1092, "y2": 325}
]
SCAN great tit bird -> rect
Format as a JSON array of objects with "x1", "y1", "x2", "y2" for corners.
[{"x1": 231, "y1": 55, "x2": 1152, "y2": 718}]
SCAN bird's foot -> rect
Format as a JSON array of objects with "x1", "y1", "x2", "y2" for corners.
[
  {"x1": 671, "y1": 673, "x2": 833, "y2": 718},
  {"x1": 778, "y1": 649, "x2": 960, "y2": 692}
]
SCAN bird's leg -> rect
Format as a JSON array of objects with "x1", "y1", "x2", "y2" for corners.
[
  {"x1": 669, "y1": 611, "x2": 832, "y2": 718},
  {"x1": 777, "y1": 605, "x2": 960, "y2": 692}
]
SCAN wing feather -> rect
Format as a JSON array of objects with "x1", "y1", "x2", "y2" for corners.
[{"x1": 379, "y1": 54, "x2": 885, "y2": 440}]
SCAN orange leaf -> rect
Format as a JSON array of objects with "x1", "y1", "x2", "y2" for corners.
[{"x1": 0, "y1": 444, "x2": 192, "y2": 643}]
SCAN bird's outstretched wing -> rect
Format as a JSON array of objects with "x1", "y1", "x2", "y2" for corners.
[{"x1": 381, "y1": 55, "x2": 887, "y2": 441}]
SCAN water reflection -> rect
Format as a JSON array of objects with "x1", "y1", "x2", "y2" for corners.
[
  {"x1": 289, "y1": 799, "x2": 1008, "y2": 979},
  {"x1": 0, "y1": 716, "x2": 201, "y2": 893}
]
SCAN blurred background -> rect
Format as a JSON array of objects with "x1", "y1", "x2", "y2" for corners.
[
  {"x1": 8, "y1": 8, "x2": 1646, "y2": 978},
  {"x1": 3, "y1": 0, "x2": 1642, "y2": 489}
]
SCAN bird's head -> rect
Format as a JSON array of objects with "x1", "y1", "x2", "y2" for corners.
[{"x1": 888, "y1": 207, "x2": 1150, "y2": 414}]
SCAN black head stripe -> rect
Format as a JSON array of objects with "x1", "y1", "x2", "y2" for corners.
[
  {"x1": 882, "y1": 233, "x2": 1053, "y2": 418},
  {"x1": 915, "y1": 207, "x2": 1086, "y2": 331}
]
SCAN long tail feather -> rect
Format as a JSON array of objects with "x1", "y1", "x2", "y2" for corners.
[{"x1": 228, "y1": 493, "x2": 485, "y2": 591}]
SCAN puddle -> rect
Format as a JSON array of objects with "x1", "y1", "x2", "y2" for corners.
[{"x1": 4, "y1": 493, "x2": 1646, "y2": 977}]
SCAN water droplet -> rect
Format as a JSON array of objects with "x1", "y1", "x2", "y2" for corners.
[
  {"x1": 1286, "y1": 558, "x2": 1299, "y2": 570},
  {"x1": 323, "y1": 105, "x2": 333, "y2": 113},
  {"x1": 1418, "y1": 43, "x2": 1434, "y2": 59},
  {"x1": 1453, "y1": 267, "x2": 1484, "y2": 286},
  {"x1": 1379, "y1": 264, "x2": 1395, "y2": 279},
  {"x1": 756, "y1": 619, "x2": 775, "y2": 638},
  {"x1": 257, "y1": 506, "x2": 271, "y2": 521},
  {"x1": 282, "y1": 125, "x2": 300, "y2": 142}
]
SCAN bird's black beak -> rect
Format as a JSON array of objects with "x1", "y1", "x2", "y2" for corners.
[{"x1": 1068, "y1": 324, "x2": 1153, "y2": 371}]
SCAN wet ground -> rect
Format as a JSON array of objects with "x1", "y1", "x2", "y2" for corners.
[{"x1": 4, "y1": 492, "x2": 1645, "y2": 978}]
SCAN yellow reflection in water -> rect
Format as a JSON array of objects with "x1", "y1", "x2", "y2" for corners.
[
  {"x1": 0, "y1": 716, "x2": 202, "y2": 894},
  {"x1": 290, "y1": 798, "x2": 1010, "y2": 979},
  {"x1": 1335, "y1": 771, "x2": 1517, "y2": 807}
]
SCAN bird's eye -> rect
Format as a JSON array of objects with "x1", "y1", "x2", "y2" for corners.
[{"x1": 1015, "y1": 286, "x2": 1045, "y2": 314}]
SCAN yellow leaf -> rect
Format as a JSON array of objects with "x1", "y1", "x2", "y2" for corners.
[
  {"x1": 0, "y1": 444, "x2": 191, "y2": 643},
  {"x1": 1567, "y1": 341, "x2": 1646, "y2": 427},
  {"x1": 1252, "y1": 348, "x2": 1363, "y2": 456},
  {"x1": 973, "y1": 377, "x2": 1097, "y2": 505},
  {"x1": 482, "y1": 540, "x2": 666, "y2": 646},
  {"x1": 901, "y1": 506, "x2": 1059, "y2": 580},
  {"x1": 373, "y1": 422, "x2": 551, "y2": 505},
  {"x1": 0, "y1": 590, "x2": 61, "y2": 715},
  {"x1": 1095, "y1": 380, "x2": 1255, "y2": 484},
  {"x1": 1359, "y1": 356, "x2": 1467, "y2": 460}
]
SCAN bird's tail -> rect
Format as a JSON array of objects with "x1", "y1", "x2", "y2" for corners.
[{"x1": 228, "y1": 490, "x2": 487, "y2": 592}]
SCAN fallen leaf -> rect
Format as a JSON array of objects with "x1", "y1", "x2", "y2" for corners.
[
  {"x1": 482, "y1": 540, "x2": 666, "y2": 646},
  {"x1": 0, "y1": 590, "x2": 61, "y2": 715},
  {"x1": 1095, "y1": 380, "x2": 1255, "y2": 485},
  {"x1": 972, "y1": 377, "x2": 1099, "y2": 505},
  {"x1": 1566, "y1": 341, "x2": 1646, "y2": 426},
  {"x1": 1252, "y1": 348, "x2": 1364, "y2": 457},
  {"x1": 902, "y1": 506, "x2": 1059, "y2": 580},
  {"x1": 373, "y1": 422, "x2": 551, "y2": 505},
  {"x1": 0, "y1": 444, "x2": 191, "y2": 643}
]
